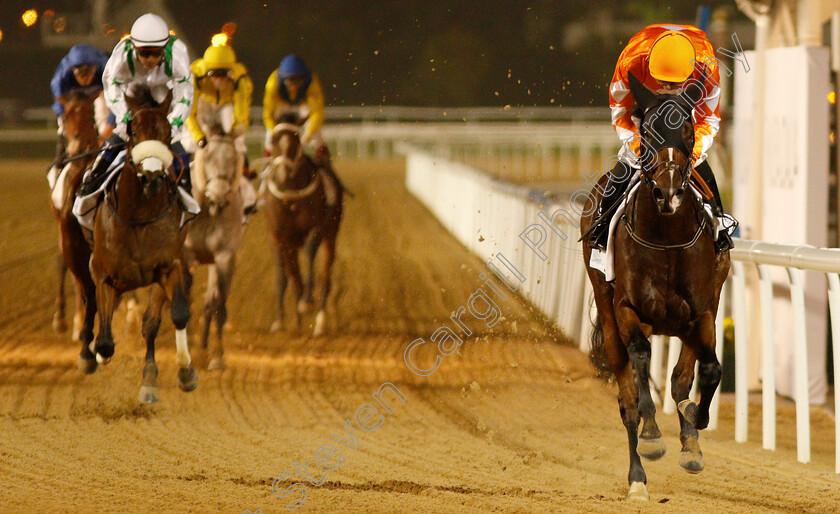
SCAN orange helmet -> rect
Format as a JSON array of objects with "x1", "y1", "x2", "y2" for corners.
[{"x1": 648, "y1": 31, "x2": 696, "y2": 83}]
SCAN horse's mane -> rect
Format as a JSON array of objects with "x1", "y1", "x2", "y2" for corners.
[
  {"x1": 126, "y1": 84, "x2": 161, "y2": 108},
  {"x1": 639, "y1": 94, "x2": 695, "y2": 156}
]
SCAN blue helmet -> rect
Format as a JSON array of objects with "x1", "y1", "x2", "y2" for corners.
[{"x1": 278, "y1": 54, "x2": 309, "y2": 79}]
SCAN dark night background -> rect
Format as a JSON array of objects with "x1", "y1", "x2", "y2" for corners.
[{"x1": 0, "y1": 1, "x2": 749, "y2": 112}]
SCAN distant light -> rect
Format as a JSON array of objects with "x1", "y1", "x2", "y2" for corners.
[
  {"x1": 829, "y1": 91, "x2": 836, "y2": 104},
  {"x1": 0, "y1": 29, "x2": 4, "y2": 43},
  {"x1": 221, "y1": 22, "x2": 237, "y2": 36},
  {"x1": 211, "y1": 33, "x2": 228, "y2": 46},
  {"x1": 53, "y1": 16, "x2": 66, "y2": 33},
  {"x1": 22, "y1": 9, "x2": 38, "y2": 27},
  {"x1": 43, "y1": 9, "x2": 55, "y2": 17},
  {"x1": 169, "y1": 29, "x2": 176, "y2": 36}
]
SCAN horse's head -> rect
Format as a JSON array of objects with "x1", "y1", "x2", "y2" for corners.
[
  {"x1": 125, "y1": 86, "x2": 173, "y2": 195},
  {"x1": 267, "y1": 122, "x2": 304, "y2": 187},
  {"x1": 201, "y1": 133, "x2": 237, "y2": 215},
  {"x1": 59, "y1": 91, "x2": 98, "y2": 157},
  {"x1": 629, "y1": 72, "x2": 704, "y2": 215}
]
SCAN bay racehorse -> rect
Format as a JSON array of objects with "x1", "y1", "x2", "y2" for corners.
[
  {"x1": 579, "y1": 73, "x2": 730, "y2": 501},
  {"x1": 182, "y1": 124, "x2": 244, "y2": 370},
  {"x1": 51, "y1": 92, "x2": 99, "y2": 342},
  {"x1": 87, "y1": 86, "x2": 198, "y2": 404},
  {"x1": 263, "y1": 121, "x2": 343, "y2": 336}
]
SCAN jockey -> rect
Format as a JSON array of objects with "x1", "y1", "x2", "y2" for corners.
[
  {"x1": 77, "y1": 13, "x2": 193, "y2": 196},
  {"x1": 47, "y1": 44, "x2": 116, "y2": 188},
  {"x1": 185, "y1": 43, "x2": 257, "y2": 215},
  {"x1": 263, "y1": 54, "x2": 344, "y2": 205},
  {"x1": 587, "y1": 24, "x2": 733, "y2": 253}
]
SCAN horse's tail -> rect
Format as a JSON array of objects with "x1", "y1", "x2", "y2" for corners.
[{"x1": 588, "y1": 315, "x2": 613, "y2": 379}]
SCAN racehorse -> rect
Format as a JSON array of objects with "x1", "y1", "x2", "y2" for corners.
[
  {"x1": 579, "y1": 73, "x2": 730, "y2": 501},
  {"x1": 51, "y1": 92, "x2": 99, "y2": 342},
  {"x1": 263, "y1": 121, "x2": 342, "y2": 336},
  {"x1": 86, "y1": 86, "x2": 198, "y2": 404},
  {"x1": 182, "y1": 124, "x2": 244, "y2": 370}
]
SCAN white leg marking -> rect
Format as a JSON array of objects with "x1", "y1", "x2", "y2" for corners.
[{"x1": 176, "y1": 328, "x2": 191, "y2": 367}]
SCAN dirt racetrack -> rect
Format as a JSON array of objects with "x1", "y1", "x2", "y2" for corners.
[{"x1": 1, "y1": 157, "x2": 839, "y2": 513}]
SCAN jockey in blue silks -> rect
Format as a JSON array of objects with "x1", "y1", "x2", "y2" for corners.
[{"x1": 47, "y1": 44, "x2": 116, "y2": 188}]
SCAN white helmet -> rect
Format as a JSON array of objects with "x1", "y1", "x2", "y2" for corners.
[{"x1": 130, "y1": 14, "x2": 169, "y2": 47}]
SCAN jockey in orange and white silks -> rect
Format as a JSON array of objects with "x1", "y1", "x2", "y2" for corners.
[
  {"x1": 184, "y1": 44, "x2": 257, "y2": 216},
  {"x1": 77, "y1": 13, "x2": 194, "y2": 197},
  {"x1": 587, "y1": 24, "x2": 733, "y2": 254},
  {"x1": 610, "y1": 24, "x2": 722, "y2": 169},
  {"x1": 262, "y1": 54, "x2": 345, "y2": 206}
]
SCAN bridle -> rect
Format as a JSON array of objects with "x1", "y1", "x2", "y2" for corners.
[
  {"x1": 623, "y1": 115, "x2": 708, "y2": 251},
  {"x1": 264, "y1": 124, "x2": 321, "y2": 201}
]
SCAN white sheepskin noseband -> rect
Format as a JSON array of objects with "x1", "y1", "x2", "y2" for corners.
[{"x1": 131, "y1": 140, "x2": 174, "y2": 173}]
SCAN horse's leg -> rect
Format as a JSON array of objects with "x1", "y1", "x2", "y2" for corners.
[
  {"x1": 596, "y1": 297, "x2": 648, "y2": 501},
  {"x1": 92, "y1": 279, "x2": 120, "y2": 364},
  {"x1": 76, "y1": 275, "x2": 98, "y2": 374},
  {"x1": 125, "y1": 291, "x2": 143, "y2": 331},
  {"x1": 674, "y1": 313, "x2": 722, "y2": 473},
  {"x1": 53, "y1": 253, "x2": 68, "y2": 332},
  {"x1": 201, "y1": 264, "x2": 216, "y2": 354},
  {"x1": 313, "y1": 232, "x2": 335, "y2": 337},
  {"x1": 208, "y1": 255, "x2": 234, "y2": 371},
  {"x1": 160, "y1": 263, "x2": 198, "y2": 392},
  {"x1": 671, "y1": 343, "x2": 702, "y2": 472},
  {"x1": 285, "y1": 248, "x2": 304, "y2": 330},
  {"x1": 270, "y1": 246, "x2": 288, "y2": 333},
  {"x1": 138, "y1": 285, "x2": 166, "y2": 404},
  {"x1": 71, "y1": 280, "x2": 84, "y2": 341},
  {"x1": 615, "y1": 305, "x2": 665, "y2": 461},
  {"x1": 299, "y1": 231, "x2": 321, "y2": 315}
]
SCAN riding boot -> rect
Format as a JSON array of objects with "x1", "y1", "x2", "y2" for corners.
[
  {"x1": 315, "y1": 145, "x2": 343, "y2": 206},
  {"x1": 170, "y1": 141, "x2": 192, "y2": 194},
  {"x1": 586, "y1": 161, "x2": 635, "y2": 251},
  {"x1": 47, "y1": 133, "x2": 67, "y2": 189},
  {"x1": 694, "y1": 161, "x2": 733, "y2": 253},
  {"x1": 77, "y1": 134, "x2": 124, "y2": 197}
]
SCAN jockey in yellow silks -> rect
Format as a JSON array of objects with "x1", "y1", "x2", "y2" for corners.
[
  {"x1": 262, "y1": 54, "x2": 343, "y2": 205},
  {"x1": 185, "y1": 44, "x2": 257, "y2": 216},
  {"x1": 587, "y1": 24, "x2": 733, "y2": 253}
]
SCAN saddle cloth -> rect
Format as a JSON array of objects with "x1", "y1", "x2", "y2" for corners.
[
  {"x1": 588, "y1": 175, "x2": 735, "y2": 282},
  {"x1": 71, "y1": 150, "x2": 200, "y2": 231}
]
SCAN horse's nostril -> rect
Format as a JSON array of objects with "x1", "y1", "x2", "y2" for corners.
[
  {"x1": 675, "y1": 188, "x2": 685, "y2": 198},
  {"x1": 653, "y1": 188, "x2": 664, "y2": 201}
]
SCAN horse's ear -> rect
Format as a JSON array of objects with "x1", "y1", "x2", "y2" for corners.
[
  {"x1": 682, "y1": 72, "x2": 706, "y2": 107},
  {"x1": 125, "y1": 93, "x2": 140, "y2": 114},
  {"x1": 628, "y1": 71, "x2": 655, "y2": 114},
  {"x1": 160, "y1": 90, "x2": 173, "y2": 113}
]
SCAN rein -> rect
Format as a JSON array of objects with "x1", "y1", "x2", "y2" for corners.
[
  {"x1": 266, "y1": 172, "x2": 321, "y2": 200},
  {"x1": 104, "y1": 160, "x2": 178, "y2": 227},
  {"x1": 622, "y1": 213, "x2": 707, "y2": 251}
]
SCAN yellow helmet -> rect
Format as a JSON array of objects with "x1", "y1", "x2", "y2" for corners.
[
  {"x1": 204, "y1": 45, "x2": 236, "y2": 69},
  {"x1": 648, "y1": 31, "x2": 695, "y2": 83}
]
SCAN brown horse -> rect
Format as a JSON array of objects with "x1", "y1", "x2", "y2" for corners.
[
  {"x1": 579, "y1": 73, "x2": 730, "y2": 501},
  {"x1": 182, "y1": 125, "x2": 244, "y2": 370},
  {"x1": 263, "y1": 122, "x2": 342, "y2": 336},
  {"x1": 51, "y1": 92, "x2": 99, "y2": 343},
  {"x1": 87, "y1": 87, "x2": 197, "y2": 404}
]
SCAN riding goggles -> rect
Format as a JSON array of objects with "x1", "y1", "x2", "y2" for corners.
[{"x1": 136, "y1": 46, "x2": 164, "y2": 58}]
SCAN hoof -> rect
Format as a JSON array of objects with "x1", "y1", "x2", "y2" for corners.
[
  {"x1": 78, "y1": 355, "x2": 98, "y2": 374},
  {"x1": 679, "y1": 450, "x2": 705, "y2": 474},
  {"x1": 297, "y1": 299, "x2": 314, "y2": 314},
  {"x1": 138, "y1": 385, "x2": 160, "y2": 404},
  {"x1": 52, "y1": 313, "x2": 68, "y2": 333},
  {"x1": 177, "y1": 366, "x2": 199, "y2": 392},
  {"x1": 269, "y1": 320, "x2": 282, "y2": 333},
  {"x1": 678, "y1": 399, "x2": 699, "y2": 426},
  {"x1": 95, "y1": 353, "x2": 111, "y2": 365},
  {"x1": 207, "y1": 356, "x2": 227, "y2": 371},
  {"x1": 637, "y1": 437, "x2": 666, "y2": 461},
  {"x1": 313, "y1": 311, "x2": 327, "y2": 337},
  {"x1": 627, "y1": 481, "x2": 649, "y2": 501}
]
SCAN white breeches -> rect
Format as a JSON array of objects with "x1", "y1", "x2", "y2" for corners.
[{"x1": 182, "y1": 100, "x2": 247, "y2": 154}]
